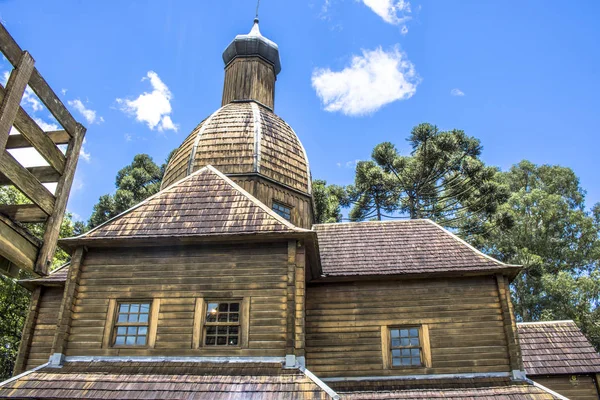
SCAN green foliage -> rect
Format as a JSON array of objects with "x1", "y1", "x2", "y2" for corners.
[
  {"x1": 348, "y1": 123, "x2": 509, "y2": 229},
  {"x1": 89, "y1": 154, "x2": 170, "y2": 228},
  {"x1": 312, "y1": 179, "x2": 346, "y2": 223},
  {"x1": 0, "y1": 275, "x2": 30, "y2": 379},
  {"x1": 468, "y1": 161, "x2": 600, "y2": 348}
]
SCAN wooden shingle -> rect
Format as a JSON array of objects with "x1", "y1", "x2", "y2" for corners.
[
  {"x1": 518, "y1": 320, "x2": 600, "y2": 375},
  {"x1": 314, "y1": 220, "x2": 520, "y2": 277}
]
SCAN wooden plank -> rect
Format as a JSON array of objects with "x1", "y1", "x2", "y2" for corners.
[
  {"x1": 0, "y1": 151, "x2": 55, "y2": 214},
  {"x1": 0, "y1": 166, "x2": 60, "y2": 186},
  {"x1": 51, "y1": 247, "x2": 85, "y2": 355},
  {"x1": 101, "y1": 299, "x2": 116, "y2": 349},
  {"x1": 0, "y1": 51, "x2": 34, "y2": 152},
  {"x1": 0, "y1": 204, "x2": 47, "y2": 223},
  {"x1": 496, "y1": 274, "x2": 523, "y2": 371},
  {"x1": 148, "y1": 299, "x2": 160, "y2": 349},
  {"x1": 36, "y1": 123, "x2": 86, "y2": 275},
  {"x1": 13, "y1": 286, "x2": 41, "y2": 374},
  {"x1": 6, "y1": 130, "x2": 69, "y2": 149},
  {"x1": 0, "y1": 214, "x2": 39, "y2": 272},
  {"x1": 192, "y1": 298, "x2": 204, "y2": 349},
  {"x1": 0, "y1": 83, "x2": 66, "y2": 173}
]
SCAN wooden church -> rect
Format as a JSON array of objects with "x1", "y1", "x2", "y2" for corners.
[{"x1": 0, "y1": 17, "x2": 595, "y2": 400}]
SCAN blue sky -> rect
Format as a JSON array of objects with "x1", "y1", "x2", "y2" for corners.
[{"x1": 1, "y1": 0, "x2": 599, "y2": 221}]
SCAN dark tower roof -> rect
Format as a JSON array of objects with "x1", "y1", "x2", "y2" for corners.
[{"x1": 222, "y1": 19, "x2": 281, "y2": 75}]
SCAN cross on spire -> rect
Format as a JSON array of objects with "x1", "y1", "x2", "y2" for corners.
[{"x1": 255, "y1": 0, "x2": 261, "y2": 20}]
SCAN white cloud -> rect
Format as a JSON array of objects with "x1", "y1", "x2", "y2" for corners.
[
  {"x1": 450, "y1": 88, "x2": 465, "y2": 96},
  {"x1": 68, "y1": 99, "x2": 100, "y2": 124},
  {"x1": 79, "y1": 138, "x2": 91, "y2": 163},
  {"x1": 117, "y1": 71, "x2": 178, "y2": 132},
  {"x1": 362, "y1": 0, "x2": 412, "y2": 29},
  {"x1": 33, "y1": 117, "x2": 59, "y2": 132},
  {"x1": 312, "y1": 46, "x2": 420, "y2": 116},
  {"x1": 61, "y1": 88, "x2": 67, "y2": 96}
]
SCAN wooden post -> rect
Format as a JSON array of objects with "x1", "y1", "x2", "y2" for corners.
[
  {"x1": 51, "y1": 247, "x2": 85, "y2": 357},
  {"x1": 0, "y1": 51, "x2": 34, "y2": 152},
  {"x1": 295, "y1": 241, "x2": 306, "y2": 357},
  {"x1": 13, "y1": 286, "x2": 41, "y2": 374},
  {"x1": 35, "y1": 123, "x2": 86, "y2": 275},
  {"x1": 496, "y1": 273, "x2": 523, "y2": 372},
  {"x1": 286, "y1": 240, "x2": 296, "y2": 354}
]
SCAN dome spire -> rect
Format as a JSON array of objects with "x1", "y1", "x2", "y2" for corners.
[{"x1": 221, "y1": 9, "x2": 281, "y2": 109}]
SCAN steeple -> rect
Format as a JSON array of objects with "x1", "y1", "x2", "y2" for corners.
[{"x1": 221, "y1": 18, "x2": 281, "y2": 109}]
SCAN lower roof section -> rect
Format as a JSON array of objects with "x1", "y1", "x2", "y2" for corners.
[{"x1": 0, "y1": 361, "x2": 335, "y2": 399}]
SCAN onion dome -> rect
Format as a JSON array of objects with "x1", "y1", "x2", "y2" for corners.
[
  {"x1": 161, "y1": 101, "x2": 311, "y2": 195},
  {"x1": 223, "y1": 18, "x2": 281, "y2": 75}
]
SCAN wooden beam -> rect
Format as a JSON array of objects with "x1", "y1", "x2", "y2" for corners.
[
  {"x1": 13, "y1": 286, "x2": 41, "y2": 374},
  {"x1": 0, "y1": 204, "x2": 47, "y2": 223},
  {"x1": 0, "y1": 214, "x2": 39, "y2": 272},
  {"x1": 0, "y1": 22, "x2": 78, "y2": 138},
  {"x1": 52, "y1": 247, "x2": 85, "y2": 355},
  {"x1": 6, "y1": 130, "x2": 69, "y2": 149},
  {"x1": 0, "y1": 166, "x2": 60, "y2": 186},
  {"x1": 0, "y1": 51, "x2": 34, "y2": 152},
  {"x1": 0, "y1": 151, "x2": 55, "y2": 215},
  {"x1": 0, "y1": 83, "x2": 66, "y2": 174},
  {"x1": 496, "y1": 273, "x2": 523, "y2": 372},
  {"x1": 36, "y1": 123, "x2": 85, "y2": 275}
]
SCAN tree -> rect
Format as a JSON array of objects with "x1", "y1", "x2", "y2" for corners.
[
  {"x1": 89, "y1": 153, "x2": 172, "y2": 228},
  {"x1": 312, "y1": 179, "x2": 346, "y2": 223},
  {"x1": 346, "y1": 161, "x2": 398, "y2": 221},
  {"x1": 367, "y1": 123, "x2": 509, "y2": 231},
  {"x1": 469, "y1": 161, "x2": 600, "y2": 348}
]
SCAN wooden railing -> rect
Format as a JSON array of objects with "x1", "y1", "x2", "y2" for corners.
[{"x1": 0, "y1": 22, "x2": 86, "y2": 277}]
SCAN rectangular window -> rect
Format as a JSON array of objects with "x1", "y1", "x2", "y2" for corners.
[
  {"x1": 390, "y1": 327, "x2": 423, "y2": 367},
  {"x1": 272, "y1": 201, "x2": 291, "y2": 220},
  {"x1": 204, "y1": 301, "x2": 241, "y2": 346},
  {"x1": 113, "y1": 302, "x2": 151, "y2": 347}
]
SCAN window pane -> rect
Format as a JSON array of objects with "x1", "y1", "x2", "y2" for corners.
[
  {"x1": 401, "y1": 338, "x2": 410, "y2": 346},
  {"x1": 206, "y1": 327, "x2": 217, "y2": 335},
  {"x1": 218, "y1": 313, "x2": 228, "y2": 322},
  {"x1": 401, "y1": 358, "x2": 410, "y2": 365},
  {"x1": 400, "y1": 329, "x2": 409, "y2": 337},
  {"x1": 138, "y1": 327, "x2": 148, "y2": 336},
  {"x1": 229, "y1": 326, "x2": 239, "y2": 335},
  {"x1": 130, "y1": 304, "x2": 140, "y2": 313},
  {"x1": 115, "y1": 336, "x2": 125, "y2": 345},
  {"x1": 126, "y1": 336, "x2": 136, "y2": 345},
  {"x1": 127, "y1": 327, "x2": 138, "y2": 335},
  {"x1": 217, "y1": 337, "x2": 227, "y2": 345},
  {"x1": 390, "y1": 329, "x2": 399, "y2": 338},
  {"x1": 117, "y1": 314, "x2": 127, "y2": 323},
  {"x1": 218, "y1": 303, "x2": 229, "y2": 312},
  {"x1": 410, "y1": 338, "x2": 420, "y2": 346},
  {"x1": 392, "y1": 358, "x2": 401, "y2": 367},
  {"x1": 206, "y1": 314, "x2": 217, "y2": 322},
  {"x1": 392, "y1": 339, "x2": 400, "y2": 347},
  {"x1": 229, "y1": 313, "x2": 239, "y2": 322},
  {"x1": 140, "y1": 304, "x2": 150, "y2": 313},
  {"x1": 205, "y1": 336, "x2": 216, "y2": 345},
  {"x1": 139, "y1": 314, "x2": 148, "y2": 323},
  {"x1": 392, "y1": 349, "x2": 400, "y2": 357},
  {"x1": 119, "y1": 304, "x2": 129, "y2": 313},
  {"x1": 229, "y1": 337, "x2": 238, "y2": 345},
  {"x1": 230, "y1": 303, "x2": 240, "y2": 312},
  {"x1": 117, "y1": 327, "x2": 127, "y2": 335},
  {"x1": 128, "y1": 314, "x2": 139, "y2": 323},
  {"x1": 217, "y1": 326, "x2": 228, "y2": 335},
  {"x1": 137, "y1": 336, "x2": 147, "y2": 346},
  {"x1": 207, "y1": 303, "x2": 219, "y2": 313},
  {"x1": 409, "y1": 328, "x2": 419, "y2": 337},
  {"x1": 411, "y1": 349, "x2": 420, "y2": 356},
  {"x1": 411, "y1": 357, "x2": 421, "y2": 365},
  {"x1": 401, "y1": 349, "x2": 410, "y2": 356}
]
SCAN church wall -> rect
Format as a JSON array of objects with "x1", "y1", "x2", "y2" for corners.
[
  {"x1": 305, "y1": 276, "x2": 511, "y2": 378},
  {"x1": 65, "y1": 242, "x2": 291, "y2": 358},
  {"x1": 531, "y1": 374, "x2": 600, "y2": 400},
  {"x1": 232, "y1": 176, "x2": 313, "y2": 229},
  {"x1": 17, "y1": 286, "x2": 63, "y2": 372}
]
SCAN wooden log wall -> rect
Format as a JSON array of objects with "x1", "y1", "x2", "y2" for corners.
[
  {"x1": 532, "y1": 375, "x2": 600, "y2": 400},
  {"x1": 14, "y1": 286, "x2": 63, "y2": 373},
  {"x1": 305, "y1": 276, "x2": 512, "y2": 378},
  {"x1": 233, "y1": 176, "x2": 313, "y2": 229},
  {"x1": 222, "y1": 57, "x2": 275, "y2": 109},
  {"x1": 64, "y1": 242, "x2": 303, "y2": 358}
]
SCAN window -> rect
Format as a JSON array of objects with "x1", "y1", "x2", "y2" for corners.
[
  {"x1": 113, "y1": 302, "x2": 151, "y2": 346},
  {"x1": 204, "y1": 301, "x2": 241, "y2": 346},
  {"x1": 382, "y1": 325, "x2": 431, "y2": 369},
  {"x1": 390, "y1": 327, "x2": 422, "y2": 367},
  {"x1": 272, "y1": 201, "x2": 291, "y2": 220}
]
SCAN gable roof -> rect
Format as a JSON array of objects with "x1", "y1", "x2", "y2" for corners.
[
  {"x1": 0, "y1": 362, "x2": 337, "y2": 399},
  {"x1": 518, "y1": 320, "x2": 600, "y2": 375},
  {"x1": 313, "y1": 219, "x2": 519, "y2": 278},
  {"x1": 61, "y1": 165, "x2": 309, "y2": 245}
]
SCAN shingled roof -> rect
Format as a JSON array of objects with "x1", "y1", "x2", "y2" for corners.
[
  {"x1": 19, "y1": 263, "x2": 69, "y2": 290},
  {"x1": 61, "y1": 165, "x2": 309, "y2": 245},
  {"x1": 340, "y1": 383, "x2": 561, "y2": 399},
  {"x1": 518, "y1": 320, "x2": 600, "y2": 375},
  {"x1": 0, "y1": 362, "x2": 337, "y2": 399},
  {"x1": 314, "y1": 220, "x2": 519, "y2": 277}
]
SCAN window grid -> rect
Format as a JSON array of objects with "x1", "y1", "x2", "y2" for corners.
[
  {"x1": 272, "y1": 202, "x2": 291, "y2": 221},
  {"x1": 113, "y1": 302, "x2": 151, "y2": 347},
  {"x1": 204, "y1": 301, "x2": 241, "y2": 346},
  {"x1": 390, "y1": 327, "x2": 422, "y2": 367}
]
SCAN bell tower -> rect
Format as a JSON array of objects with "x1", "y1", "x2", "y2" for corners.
[{"x1": 221, "y1": 18, "x2": 281, "y2": 109}]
